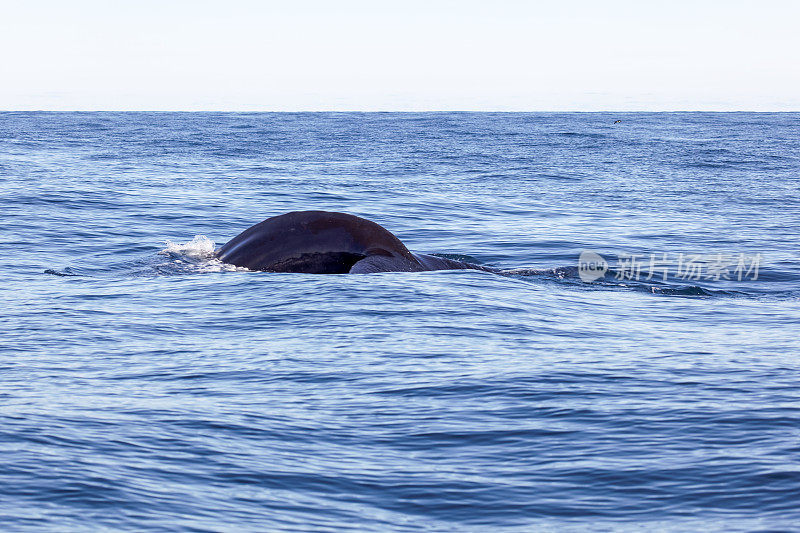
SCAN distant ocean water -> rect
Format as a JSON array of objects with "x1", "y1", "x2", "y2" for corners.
[{"x1": 2, "y1": 112, "x2": 800, "y2": 532}]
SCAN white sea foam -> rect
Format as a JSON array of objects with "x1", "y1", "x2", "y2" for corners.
[
  {"x1": 160, "y1": 235, "x2": 249, "y2": 273},
  {"x1": 162, "y1": 235, "x2": 217, "y2": 258}
]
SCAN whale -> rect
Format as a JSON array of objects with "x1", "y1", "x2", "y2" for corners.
[{"x1": 216, "y1": 211, "x2": 495, "y2": 274}]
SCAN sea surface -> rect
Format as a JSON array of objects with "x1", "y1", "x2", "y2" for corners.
[{"x1": 2, "y1": 112, "x2": 800, "y2": 532}]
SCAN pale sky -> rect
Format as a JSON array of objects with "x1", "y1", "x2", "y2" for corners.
[{"x1": 1, "y1": 0, "x2": 798, "y2": 111}]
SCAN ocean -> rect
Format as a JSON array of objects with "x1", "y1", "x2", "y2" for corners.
[{"x1": 2, "y1": 112, "x2": 799, "y2": 531}]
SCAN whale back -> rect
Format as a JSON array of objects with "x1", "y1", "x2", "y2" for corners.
[{"x1": 216, "y1": 211, "x2": 418, "y2": 273}]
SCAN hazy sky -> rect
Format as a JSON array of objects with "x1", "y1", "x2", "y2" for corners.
[{"x1": 1, "y1": 0, "x2": 798, "y2": 110}]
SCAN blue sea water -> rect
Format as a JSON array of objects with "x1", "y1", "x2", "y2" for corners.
[{"x1": 2, "y1": 112, "x2": 800, "y2": 532}]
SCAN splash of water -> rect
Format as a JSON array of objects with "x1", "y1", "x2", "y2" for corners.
[
  {"x1": 160, "y1": 235, "x2": 248, "y2": 273},
  {"x1": 162, "y1": 235, "x2": 217, "y2": 259}
]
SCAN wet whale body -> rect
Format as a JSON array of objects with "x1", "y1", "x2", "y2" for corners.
[{"x1": 216, "y1": 211, "x2": 495, "y2": 274}]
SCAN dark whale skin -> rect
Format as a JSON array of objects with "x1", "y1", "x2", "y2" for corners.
[{"x1": 216, "y1": 211, "x2": 494, "y2": 274}]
